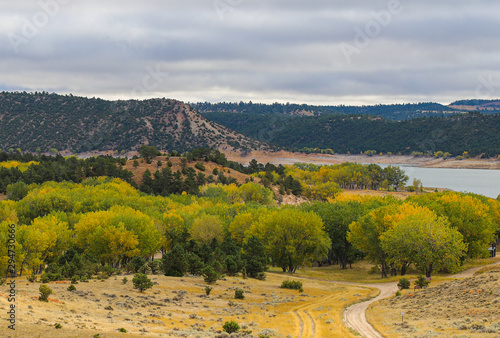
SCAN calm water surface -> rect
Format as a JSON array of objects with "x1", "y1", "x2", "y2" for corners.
[{"x1": 398, "y1": 166, "x2": 500, "y2": 199}]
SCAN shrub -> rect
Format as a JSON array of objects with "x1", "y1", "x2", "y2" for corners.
[
  {"x1": 235, "y1": 289, "x2": 245, "y2": 299},
  {"x1": 194, "y1": 162, "x2": 206, "y2": 171},
  {"x1": 212, "y1": 168, "x2": 219, "y2": 175},
  {"x1": 39, "y1": 284, "x2": 53, "y2": 302},
  {"x1": 223, "y1": 320, "x2": 240, "y2": 334},
  {"x1": 122, "y1": 277, "x2": 128, "y2": 284},
  {"x1": 255, "y1": 272, "x2": 267, "y2": 281},
  {"x1": 395, "y1": 291, "x2": 401, "y2": 297},
  {"x1": 54, "y1": 323, "x2": 62, "y2": 329},
  {"x1": 67, "y1": 284, "x2": 76, "y2": 291},
  {"x1": 241, "y1": 267, "x2": 247, "y2": 279},
  {"x1": 0, "y1": 277, "x2": 5, "y2": 285},
  {"x1": 280, "y1": 279, "x2": 303, "y2": 292},
  {"x1": 40, "y1": 273, "x2": 50, "y2": 284},
  {"x1": 132, "y1": 273, "x2": 153, "y2": 292},
  {"x1": 118, "y1": 328, "x2": 127, "y2": 333},
  {"x1": 97, "y1": 272, "x2": 109, "y2": 280},
  {"x1": 71, "y1": 275, "x2": 80, "y2": 284},
  {"x1": 27, "y1": 274, "x2": 37, "y2": 283},
  {"x1": 415, "y1": 275, "x2": 430, "y2": 288},
  {"x1": 202, "y1": 265, "x2": 219, "y2": 285},
  {"x1": 204, "y1": 285, "x2": 213, "y2": 296},
  {"x1": 397, "y1": 278, "x2": 411, "y2": 290}
]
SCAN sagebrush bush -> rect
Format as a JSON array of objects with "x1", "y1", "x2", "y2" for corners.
[
  {"x1": 67, "y1": 284, "x2": 76, "y2": 291},
  {"x1": 280, "y1": 279, "x2": 303, "y2": 292},
  {"x1": 223, "y1": 320, "x2": 240, "y2": 334},
  {"x1": 235, "y1": 289, "x2": 245, "y2": 299}
]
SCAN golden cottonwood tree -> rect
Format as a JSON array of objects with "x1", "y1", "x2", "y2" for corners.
[
  {"x1": 74, "y1": 206, "x2": 161, "y2": 265},
  {"x1": 189, "y1": 214, "x2": 224, "y2": 246}
]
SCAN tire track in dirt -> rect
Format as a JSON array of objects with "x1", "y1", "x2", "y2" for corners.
[
  {"x1": 293, "y1": 309, "x2": 304, "y2": 338},
  {"x1": 305, "y1": 310, "x2": 315, "y2": 337},
  {"x1": 292, "y1": 293, "x2": 338, "y2": 338}
]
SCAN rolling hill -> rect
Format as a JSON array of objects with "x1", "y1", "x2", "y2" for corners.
[{"x1": 0, "y1": 92, "x2": 269, "y2": 154}]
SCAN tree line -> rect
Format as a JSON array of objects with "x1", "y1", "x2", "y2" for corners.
[{"x1": 1, "y1": 176, "x2": 498, "y2": 281}]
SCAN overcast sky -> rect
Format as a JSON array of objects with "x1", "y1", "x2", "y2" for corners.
[{"x1": 1, "y1": 0, "x2": 500, "y2": 105}]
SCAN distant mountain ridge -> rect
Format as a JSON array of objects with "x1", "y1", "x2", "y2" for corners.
[
  {"x1": 0, "y1": 92, "x2": 268, "y2": 153},
  {"x1": 193, "y1": 101, "x2": 472, "y2": 121},
  {"x1": 449, "y1": 99, "x2": 500, "y2": 112}
]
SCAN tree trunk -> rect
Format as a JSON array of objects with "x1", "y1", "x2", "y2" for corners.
[
  {"x1": 426, "y1": 263, "x2": 433, "y2": 278},
  {"x1": 381, "y1": 262, "x2": 388, "y2": 278}
]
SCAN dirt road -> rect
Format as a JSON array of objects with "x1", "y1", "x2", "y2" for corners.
[
  {"x1": 342, "y1": 258, "x2": 500, "y2": 337},
  {"x1": 342, "y1": 282, "x2": 398, "y2": 338}
]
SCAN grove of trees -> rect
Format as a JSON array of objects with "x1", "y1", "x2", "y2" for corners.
[{"x1": 1, "y1": 150, "x2": 499, "y2": 281}]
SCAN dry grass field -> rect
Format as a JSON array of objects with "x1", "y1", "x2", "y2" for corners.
[
  {"x1": 367, "y1": 264, "x2": 500, "y2": 337},
  {"x1": 0, "y1": 272, "x2": 376, "y2": 338}
]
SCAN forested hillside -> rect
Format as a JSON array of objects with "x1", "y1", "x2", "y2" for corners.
[
  {"x1": 0, "y1": 92, "x2": 268, "y2": 154},
  {"x1": 201, "y1": 111, "x2": 500, "y2": 157},
  {"x1": 193, "y1": 101, "x2": 466, "y2": 121}
]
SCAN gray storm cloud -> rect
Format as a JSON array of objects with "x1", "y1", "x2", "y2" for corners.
[{"x1": 1, "y1": 0, "x2": 500, "y2": 105}]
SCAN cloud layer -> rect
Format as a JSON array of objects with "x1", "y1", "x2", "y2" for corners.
[{"x1": 1, "y1": 0, "x2": 500, "y2": 105}]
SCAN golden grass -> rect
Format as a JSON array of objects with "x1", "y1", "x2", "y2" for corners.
[{"x1": 0, "y1": 272, "x2": 374, "y2": 337}]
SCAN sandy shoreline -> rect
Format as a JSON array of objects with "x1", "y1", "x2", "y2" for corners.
[{"x1": 225, "y1": 150, "x2": 500, "y2": 170}]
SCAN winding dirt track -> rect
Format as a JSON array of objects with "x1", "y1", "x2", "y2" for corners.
[
  {"x1": 342, "y1": 282, "x2": 398, "y2": 338},
  {"x1": 273, "y1": 260, "x2": 500, "y2": 338},
  {"x1": 343, "y1": 259, "x2": 500, "y2": 338}
]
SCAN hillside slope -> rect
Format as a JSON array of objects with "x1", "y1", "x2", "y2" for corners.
[
  {"x1": 203, "y1": 112, "x2": 500, "y2": 157},
  {"x1": 0, "y1": 92, "x2": 268, "y2": 154}
]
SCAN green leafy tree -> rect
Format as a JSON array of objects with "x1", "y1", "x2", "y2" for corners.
[
  {"x1": 242, "y1": 235, "x2": 268, "y2": 278},
  {"x1": 381, "y1": 205, "x2": 467, "y2": 277},
  {"x1": 6, "y1": 182, "x2": 29, "y2": 201},
  {"x1": 132, "y1": 273, "x2": 153, "y2": 292},
  {"x1": 247, "y1": 209, "x2": 331, "y2": 273},
  {"x1": 139, "y1": 145, "x2": 159, "y2": 160},
  {"x1": 348, "y1": 202, "x2": 402, "y2": 278}
]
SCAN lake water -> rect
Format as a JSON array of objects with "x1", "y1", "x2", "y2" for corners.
[{"x1": 393, "y1": 166, "x2": 500, "y2": 199}]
